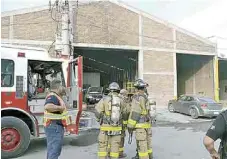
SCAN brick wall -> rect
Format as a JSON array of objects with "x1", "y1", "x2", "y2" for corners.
[
  {"x1": 74, "y1": 1, "x2": 139, "y2": 46},
  {"x1": 142, "y1": 17, "x2": 173, "y2": 49},
  {"x1": 143, "y1": 51, "x2": 174, "y2": 106},
  {"x1": 144, "y1": 74, "x2": 174, "y2": 107},
  {"x1": 1, "y1": 16, "x2": 10, "y2": 38},
  {"x1": 10, "y1": 10, "x2": 58, "y2": 41},
  {"x1": 176, "y1": 31, "x2": 215, "y2": 53},
  {"x1": 143, "y1": 51, "x2": 174, "y2": 72}
]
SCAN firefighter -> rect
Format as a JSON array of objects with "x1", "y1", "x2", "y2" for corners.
[
  {"x1": 28, "y1": 65, "x2": 36, "y2": 100},
  {"x1": 118, "y1": 89, "x2": 131, "y2": 158},
  {"x1": 128, "y1": 79, "x2": 152, "y2": 159},
  {"x1": 95, "y1": 82, "x2": 127, "y2": 159},
  {"x1": 44, "y1": 79, "x2": 71, "y2": 159}
]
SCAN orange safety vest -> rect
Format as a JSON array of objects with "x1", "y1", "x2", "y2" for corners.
[{"x1": 43, "y1": 92, "x2": 71, "y2": 127}]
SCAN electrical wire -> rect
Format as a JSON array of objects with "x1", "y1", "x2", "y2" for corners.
[
  {"x1": 74, "y1": 53, "x2": 124, "y2": 71},
  {"x1": 51, "y1": 0, "x2": 62, "y2": 23},
  {"x1": 83, "y1": 65, "x2": 108, "y2": 74}
]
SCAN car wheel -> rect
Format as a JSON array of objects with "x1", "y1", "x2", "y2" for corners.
[
  {"x1": 168, "y1": 103, "x2": 175, "y2": 113},
  {"x1": 189, "y1": 108, "x2": 199, "y2": 119}
]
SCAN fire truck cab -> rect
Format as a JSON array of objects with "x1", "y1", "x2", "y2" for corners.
[{"x1": 1, "y1": 44, "x2": 90, "y2": 158}]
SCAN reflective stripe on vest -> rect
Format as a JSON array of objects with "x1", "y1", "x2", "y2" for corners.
[
  {"x1": 43, "y1": 92, "x2": 71, "y2": 127},
  {"x1": 43, "y1": 111, "x2": 71, "y2": 127}
]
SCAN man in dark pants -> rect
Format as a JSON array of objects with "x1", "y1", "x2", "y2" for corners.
[
  {"x1": 203, "y1": 110, "x2": 227, "y2": 159},
  {"x1": 44, "y1": 79, "x2": 70, "y2": 159}
]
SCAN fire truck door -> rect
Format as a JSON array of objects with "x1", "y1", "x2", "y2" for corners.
[
  {"x1": 14, "y1": 56, "x2": 28, "y2": 110},
  {"x1": 66, "y1": 56, "x2": 83, "y2": 134}
]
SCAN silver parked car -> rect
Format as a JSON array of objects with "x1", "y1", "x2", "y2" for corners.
[{"x1": 168, "y1": 95, "x2": 223, "y2": 119}]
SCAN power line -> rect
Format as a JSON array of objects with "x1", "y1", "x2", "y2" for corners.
[
  {"x1": 83, "y1": 65, "x2": 108, "y2": 74},
  {"x1": 74, "y1": 53, "x2": 125, "y2": 71}
]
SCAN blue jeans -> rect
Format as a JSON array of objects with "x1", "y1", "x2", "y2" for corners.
[{"x1": 45, "y1": 123, "x2": 64, "y2": 159}]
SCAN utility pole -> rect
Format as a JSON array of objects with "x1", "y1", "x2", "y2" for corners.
[
  {"x1": 69, "y1": 0, "x2": 75, "y2": 60},
  {"x1": 61, "y1": 0, "x2": 70, "y2": 58},
  {"x1": 51, "y1": 0, "x2": 74, "y2": 59}
]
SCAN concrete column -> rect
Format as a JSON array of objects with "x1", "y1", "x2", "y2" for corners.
[
  {"x1": 214, "y1": 56, "x2": 220, "y2": 102},
  {"x1": 173, "y1": 29, "x2": 177, "y2": 99},
  {"x1": 193, "y1": 62, "x2": 196, "y2": 95},
  {"x1": 138, "y1": 14, "x2": 143, "y2": 79}
]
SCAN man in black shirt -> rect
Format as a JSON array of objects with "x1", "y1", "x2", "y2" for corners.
[{"x1": 204, "y1": 110, "x2": 227, "y2": 159}]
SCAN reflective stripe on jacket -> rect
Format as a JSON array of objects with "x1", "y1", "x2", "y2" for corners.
[{"x1": 127, "y1": 93, "x2": 151, "y2": 129}]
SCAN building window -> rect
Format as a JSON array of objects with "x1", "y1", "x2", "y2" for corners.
[{"x1": 1, "y1": 59, "x2": 15, "y2": 87}]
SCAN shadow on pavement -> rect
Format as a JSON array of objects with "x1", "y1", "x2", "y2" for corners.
[
  {"x1": 154, "y1": 120, "x2": 212, "y2": 133},
  {"x1": 24, "y1": 128, "x2": 100, "y2": 156},
  {"x1": 25, "y1": 138, "x2": 47, "y2": 155},
  {"x1": 70, "y1": 128, "x2": 99, "y2": 146}
]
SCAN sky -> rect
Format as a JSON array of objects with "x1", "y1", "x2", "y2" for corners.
[
  {"x1": 1, "y1": 0, "x2": 227, "y2": 55},
  {"x1": 0, "y1": 0, "x2": 216, "y2": 25}
]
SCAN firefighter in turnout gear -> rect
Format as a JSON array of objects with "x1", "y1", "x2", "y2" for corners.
[
  {"x1": 118, "y1": 89, "x2": 131, "y2": 158},
  {"x1": 128, "y1": 79, "x2": 153, "y2": 159},
  {"x1": 44, "y1": 79, "x2": 71, "y2": 159},
  {"x1": 95, "y1": 82, "x2": 128, "y2": 159},
  {"x1": 204, "y1": 110, "x2": 227, "y2": 159}
]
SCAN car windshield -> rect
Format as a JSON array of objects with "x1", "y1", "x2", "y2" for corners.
[
  {"x1": 88, "y1": 87, "x2": 102, "y2": 93},
  {"x1": 198, "y1": 97, "x2": 216, "y2": 103}
]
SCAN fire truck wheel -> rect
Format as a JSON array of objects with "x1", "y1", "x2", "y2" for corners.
[{"x1": 1, "y1": 116, "x2": 31, "y2": 159}]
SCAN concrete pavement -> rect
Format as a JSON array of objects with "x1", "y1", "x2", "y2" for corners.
[
  {"x1": 15, "y1": 108, "x2": 221, "y2": 159},
  {"x1": 18, "y1": 121, "x2": 219, "y2": 159}
]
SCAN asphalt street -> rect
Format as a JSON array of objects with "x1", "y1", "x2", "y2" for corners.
[{"x1": 17, "y1": 116, "x2": 219, "y2": 159}]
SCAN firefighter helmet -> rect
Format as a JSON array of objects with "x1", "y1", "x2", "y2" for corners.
[
  {"x1": 108, "y1": 82, "x2": 120, "y2": 91},
  {"x1": 120, "y1": 89, "x2": 128, "y2": 95},
  {"x1": 134, "y1": 79, "x2": 148, "y2": 88}
]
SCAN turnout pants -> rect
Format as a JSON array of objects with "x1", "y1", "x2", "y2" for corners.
[
  {"x1": 108, "y1": 126, "x2": 126, "y2": 156},
  {"x1": 119, "y1": 125, "x2": 126, "y2": 156},
  {"x1": 45, "y1": 123, "x2": 64, "y2": 159},
  {"x1": 98, "y1": 131, "x2": 121, "y2": 159},
  {"x1": 135, "y1": 128, "x2": 152, "y2": 159}
]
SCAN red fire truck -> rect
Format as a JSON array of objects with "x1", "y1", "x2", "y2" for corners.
[{"x1": 1, "y1": 44, "x2": 91, "y2": 158}]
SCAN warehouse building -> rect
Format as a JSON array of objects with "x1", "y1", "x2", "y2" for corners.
[{"x1": 1, "y1": 0, "x2": 218, "y2": 106}]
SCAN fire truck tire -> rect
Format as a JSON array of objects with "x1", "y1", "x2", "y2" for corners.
[{"x1": 1, "y1": 116, "x2": 31, "y2": 159}]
